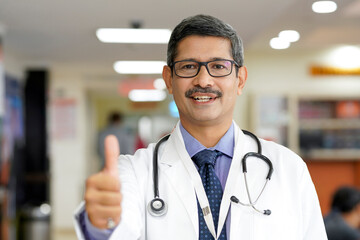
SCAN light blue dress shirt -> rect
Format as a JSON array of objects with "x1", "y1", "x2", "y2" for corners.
[
  {"x1": 83, "y1": 123, "x2": 234, "y2": 239},
  {"x1": 180, "y1": 123, "x2": 234, "y2": 239}
]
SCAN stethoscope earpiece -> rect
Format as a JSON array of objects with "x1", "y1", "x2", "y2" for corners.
[
  {"x1": 230, "y1": 195, "x2": 272, "y2": 216},
  {"x1": 148, "y1": 198, "x2": 168, "y2": 217},
  {"x1": 263, "y1": 209, "x2": 271, "y2": 215}
]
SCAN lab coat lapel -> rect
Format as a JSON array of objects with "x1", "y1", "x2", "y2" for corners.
[
  {"x1": 158, "y1": 123, "x2": 199, "y2": 236},
  {"x1": 217, "y1": 123, "x2": 251, "y2": 236},
  {"x1": 156, "y1": 122, "x2": 259, "y2": 239},
  {"x1": 226, "y1": 123, "x2": 268, "y2": 239}
]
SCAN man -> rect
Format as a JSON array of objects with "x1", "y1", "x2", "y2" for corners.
[
  {"x1": 97, "y1": 112, "x2": 134, "y2": 168},
  {"x1": 324, "y1": 186, "x2": 360, "y2": 240},
  {"x1": 74, "y1": 15, "x2": 327, "y2": 239}
]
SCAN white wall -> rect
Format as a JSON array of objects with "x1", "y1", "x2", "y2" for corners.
[
  {"x1": 48, "y1": 69, "x2": 88, "y2": 230},
  {"x1": 2, "y1": 54, "x2": 25, "y2": 80},
  {"x1": 233, "y1": 48, "x2": 360, "y2": 130},
  {"x1": 245, "y1": 48, "x2": 360, "y2": 95}
]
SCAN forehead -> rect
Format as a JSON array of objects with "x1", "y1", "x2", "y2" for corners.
[{"x1": 175, "y1": 35, "x2": 232, "y2": 61}]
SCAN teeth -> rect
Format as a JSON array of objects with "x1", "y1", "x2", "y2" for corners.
[{"x1": 193, "y1": 96, "x2": 212, "y2": 102}]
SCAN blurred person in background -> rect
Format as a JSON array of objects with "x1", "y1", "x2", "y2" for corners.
[
  {"x1": 97, "y1": 112, "x2": 135, "y2": 168},
  {"x1": 324, "y1": 186, "x2": 360, "y2": 240}
]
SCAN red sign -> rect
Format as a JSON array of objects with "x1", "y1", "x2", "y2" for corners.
[{"x1": 118, "y1": 78, "x2": 155, "y2": 96}]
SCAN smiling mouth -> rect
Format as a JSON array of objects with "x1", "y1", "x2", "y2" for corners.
[
  {"x1": 185, "y1": 87, "x2": 222, "y2": 103},
  {"x1": 193, "y1": 96, "x2": 214, "y2": 102}
]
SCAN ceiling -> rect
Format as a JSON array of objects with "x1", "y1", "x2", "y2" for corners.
[{"x1": 0, "y1": 0, "x2": 359, "y2": 79}]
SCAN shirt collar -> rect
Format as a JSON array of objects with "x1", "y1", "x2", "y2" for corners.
[{"x1": 180, "y1": 122, "x2": 234, "y2": 158}]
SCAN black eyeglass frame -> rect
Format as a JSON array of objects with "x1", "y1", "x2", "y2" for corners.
[{"x1": 170, "y1": 59, "x2": 240, "y2": 78}]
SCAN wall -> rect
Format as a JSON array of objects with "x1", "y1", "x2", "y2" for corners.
[
  {"x1": 48, "y1": 69, "x2": 88, "y2": 230},
  {"x1": 245, "y1": 48, "x2": 360, "y2": 95},
  {"x1": 234, "y1": 47, "x2": 360, "y2": 131}
]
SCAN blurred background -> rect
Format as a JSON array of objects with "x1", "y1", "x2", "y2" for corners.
[{"x1": 0, "y1": 0, "x2": 360, "y2": 239}]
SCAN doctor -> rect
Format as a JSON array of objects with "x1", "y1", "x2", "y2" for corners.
[{"x1": 74, "y1": 15, "x2": 328, "y2": 239}]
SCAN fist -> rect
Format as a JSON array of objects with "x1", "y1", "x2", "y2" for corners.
[{"x1": 85, "y1": 135, "x2": 122, "y2": 229}]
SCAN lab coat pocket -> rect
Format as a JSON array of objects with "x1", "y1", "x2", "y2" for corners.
[
  {"x1": 252, "y1": 202, "x2": 299, "y2": 240},
  {"x1": 230, "y1": 203, "x2": 255, "y2": 240},
  {"x1": 229, "y1": 193, "x2": 299, "y2": 240}
]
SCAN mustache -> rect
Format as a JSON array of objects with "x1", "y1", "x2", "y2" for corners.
[{"x1": 185, "y1": 87, "x2": 223, "y2": 98}]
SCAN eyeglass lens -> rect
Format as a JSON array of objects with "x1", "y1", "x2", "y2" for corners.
[{"x1": 174, "y1": 60, "x2": 233, "y2": 77}]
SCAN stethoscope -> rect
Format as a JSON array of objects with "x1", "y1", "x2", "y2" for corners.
[{"x1": 147, "y1": 130, "x2": 274, "y2": 218}]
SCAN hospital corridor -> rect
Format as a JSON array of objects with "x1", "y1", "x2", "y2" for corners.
[{"x1": 1, "y1": 0, "x2": 360, "y2": 239}]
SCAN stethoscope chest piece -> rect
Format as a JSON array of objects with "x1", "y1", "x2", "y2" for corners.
[{"x1": 148, "y1": 198, "x2": 168, "y2": 217}]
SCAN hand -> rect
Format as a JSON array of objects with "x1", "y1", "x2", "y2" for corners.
[{"x1": 85, "y1": 135, "x2": 122, "y2": 229}]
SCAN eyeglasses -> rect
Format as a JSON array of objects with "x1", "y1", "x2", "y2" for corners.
[{"x1": 171, "y1": 59, "x2": 239, "y2": 78}]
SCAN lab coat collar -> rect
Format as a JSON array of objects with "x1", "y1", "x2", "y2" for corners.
[
  {"x1": 158, "y1": 121, "x2": 252, "y2": 237},
  {"x1": 158, "y1": 121, "x2": 199, "y2": 236}
]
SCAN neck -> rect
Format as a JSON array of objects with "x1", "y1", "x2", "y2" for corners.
[{"x1": 180, "y1": 120, "x2": 232, "y2": 148}]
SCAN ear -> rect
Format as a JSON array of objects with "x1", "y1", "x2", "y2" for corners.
[
  {"x1": 237, "y1": 66, "x2": 248, "y2": 95},
  {"x1": 162, "y1": 65, "x2": 173, "y2": 94}
]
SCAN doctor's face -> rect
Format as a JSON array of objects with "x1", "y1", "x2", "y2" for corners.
[{"x1": 163, "y1": 35, "x2": 247, "y2": 129}]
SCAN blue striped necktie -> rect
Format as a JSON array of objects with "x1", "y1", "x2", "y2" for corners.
[{"x1": 192, "y1": 149, "x2": 227, "y2": 240}]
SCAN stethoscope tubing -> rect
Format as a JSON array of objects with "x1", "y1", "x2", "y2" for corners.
[
  {"x1": 152, "y1": 134, "x2": 170, "y2": 198},
  {"x1": 148, "y1": 130, "x2": 273, "y2": 217}
]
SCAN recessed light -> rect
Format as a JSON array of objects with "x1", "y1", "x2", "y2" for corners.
[
  {"x1": 128, "y1": 89, "x2": 167, "y2": 102},
  {"x1": 279, "y1": 30, "x2": 300, "y2": 43},
  {"x1": 96, "y1": 28, "x2": 171, "y2": 44},
  {"x1": 328, "y1": 46, "x2": 360, "y2": 69},
  {"x1": 312, "y1": 1, "x2": 337, "y2": 13},
  {"x1": 270, "y1": 37, "x2": 290, "y2": 50}
]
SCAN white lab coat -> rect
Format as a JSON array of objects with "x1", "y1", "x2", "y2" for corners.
[{"x1": 74, "y1": 121, "x2": 328, "y2": 240}]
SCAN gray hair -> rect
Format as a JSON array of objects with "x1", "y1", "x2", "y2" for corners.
[{"x1": 167, "y1": 14, "x2": 244, "y2": 68}]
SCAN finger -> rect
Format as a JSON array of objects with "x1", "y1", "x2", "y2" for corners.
[
  {"x1": 86, "y1": 173, "x2": 120, "y2": 192},
  {"x1": 87, "y1": 205, "x2": 122, "y2": 219},
  {"x1": 90, "y1": 216, "x2": 121, "y2": 230},
  {"x1": 104, "y1": 135, "x2": 120, "y2": 177},
  {"x1": 86, "y1": 205, "x2": 121, "y2": 229},
  {"x1": 85, "y1": 188, "x2": 122, "y2": 206}
]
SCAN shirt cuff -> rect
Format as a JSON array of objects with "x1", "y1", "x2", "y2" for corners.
[{"x1": 83, "y1": 211, "x2": 114, "y2": 239}]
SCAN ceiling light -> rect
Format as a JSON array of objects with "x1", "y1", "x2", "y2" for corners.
[
  {"x1": 279, "y1": 30, "x2": 300, "y2": 42},
  {"x1": 312, "y1": 1, "x2": 337, "y2": 13},
  {"x1": 328, "y1": 46, "x2": 360, "y2": 69},
  {"x1": 96, "y1": 28, "x2": 171, "y2": 44},
  {"x1": 269, "y1": 37, "x2": 290, "y2": 50},
  {"x1": 153, "y1": 78, "x2": 167, "y2": 90},
  {"x1": 128, "y1": 89, "x2": 167, "y2": 102},
  {"x1": 114, "y1": 61, "x2": 166, "y2": 74}
]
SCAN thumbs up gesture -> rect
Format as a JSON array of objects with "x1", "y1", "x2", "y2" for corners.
[{"x1": 85, "y1": 135, "x2": 122, "y2": 229}]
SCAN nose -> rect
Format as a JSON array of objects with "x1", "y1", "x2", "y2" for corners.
[{"x1": 193, "y1": 65, "x2": 214, "y2": 88}]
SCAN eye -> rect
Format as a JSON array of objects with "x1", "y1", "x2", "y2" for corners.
[
  {"x1": 181, "y1": 63, "x2": 197, "y2": 69},
  {"x1": 212, "y1": 64, "x2": 226, "y2": 69},
  {"x1": 177, "y1": 62, "x2": 198, "y2": 70},
  {"x1": 210, "y1": 61, "x2": 230, "y2": 70}
]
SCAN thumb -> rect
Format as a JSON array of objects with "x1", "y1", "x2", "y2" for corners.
[{"x1": 103, "y1": 135, "x2": 120, "y2": 177}]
